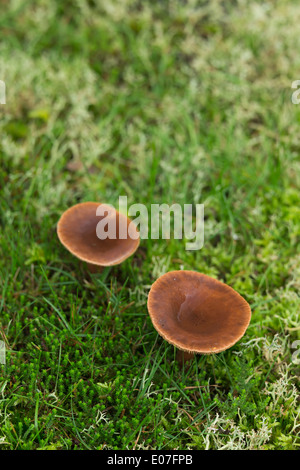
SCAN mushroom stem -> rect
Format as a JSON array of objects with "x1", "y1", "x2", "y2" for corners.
[
  {"x1": 86, "y1": 263, "x2": 104, "y2": 274},
  {"x1": 176, "y1": 349, "x2": 195, "y2": 365}
]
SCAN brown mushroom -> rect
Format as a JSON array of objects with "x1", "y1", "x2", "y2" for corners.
[
  {"x1": 57, "y1": 202, "x2": 140, "y2": 270},
  {"x1": 147, "y1": 270, "x2": 251, "y2": 361}
]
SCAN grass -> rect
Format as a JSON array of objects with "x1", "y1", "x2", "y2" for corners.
[{"x1": 0, "y1": 0, "x2": 299, "y2": 450}]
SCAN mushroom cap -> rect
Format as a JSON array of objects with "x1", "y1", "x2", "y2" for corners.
[
  {"x1": 147, "y1": 270, "x2": 251, "y2": 354},
  {"x1": 57, "y1": 202, "x2": 140, "y2": 267}
]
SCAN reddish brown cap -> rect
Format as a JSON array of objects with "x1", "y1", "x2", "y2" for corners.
[
  {"x1": 57, "y1": 202, "x2": 140, "y2": 267},
  {"x1": 147, "y1": 270, "x2": 251, "y2": 354}
]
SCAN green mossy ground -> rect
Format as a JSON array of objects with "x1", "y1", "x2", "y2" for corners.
[{"x1": 0, "y1": 0, "x2": 299, "y2": 450}]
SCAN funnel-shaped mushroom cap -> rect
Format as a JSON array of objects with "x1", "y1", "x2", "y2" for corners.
[
  {"x1": 57, "y1": 202, "x2": 140, "y2": 267},
  {"x1": 147, "y1": 271, "x2": 251, "y2": 354}
]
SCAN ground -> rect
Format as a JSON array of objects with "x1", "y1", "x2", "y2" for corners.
[{"x1": 0, "y1": 0, "x2": 299, "y2": 450}]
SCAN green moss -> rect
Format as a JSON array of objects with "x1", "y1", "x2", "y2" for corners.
[{"x1": 0, "y1": 0, "x2": 299, "y2": 450}]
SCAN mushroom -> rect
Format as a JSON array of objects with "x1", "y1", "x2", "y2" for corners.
[
  {"x1": 147, "y1": 270, "x2": 251, "y2": 362},
  {"x1": 57, "y1": 202, "x2": 140, "y2": 271}
]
